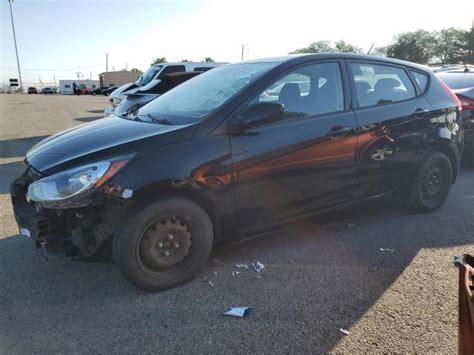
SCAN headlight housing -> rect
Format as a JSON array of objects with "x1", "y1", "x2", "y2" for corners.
[{"x1": 28, "y1": 158, "x2": 130, "y2": 208}]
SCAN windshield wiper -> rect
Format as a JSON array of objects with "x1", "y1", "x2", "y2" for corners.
[{"x1": 147, "y1": 113, "x2": 173, "y2": 125}]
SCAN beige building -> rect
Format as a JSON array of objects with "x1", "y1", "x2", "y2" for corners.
[{"x1": 99, "y1": 70, "x2": 142, "y2": 87}]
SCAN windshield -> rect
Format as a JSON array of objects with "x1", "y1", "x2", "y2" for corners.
[
  {"x1": 137, "y1": 62, "x2": 277, "y2": 124},
  {"x1": 137, "y1": 65, "x2": 162, "y2": 86}
]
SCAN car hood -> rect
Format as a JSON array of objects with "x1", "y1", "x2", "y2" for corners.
[
  {"x1": 26, "y1": 116, "x2": 195, "y2": 173},
  {"x1": 110, "y1": 83, "x2": 137, "y2": 100}
]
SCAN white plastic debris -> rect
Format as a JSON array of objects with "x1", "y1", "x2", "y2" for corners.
[
  {"x1": 236, "y1": 264, "x2": 249, "y2": 269},
  {"x1": 208, "y1": 281, "x2": 214, "y2": 287},
  {"x1": 339, "y1": 328, "x2": 350, "y2": 335},
  {"x1": 252, "y1": 261, "x2": 265, "y2": 272},
  {"x1": 380, "y1": 248, "x2": 395, "y2": 252},
  {"x1": 213, "y1": 271, "x2": 218, "y2": 275},
  {"x1": 256, "y1": 275, "x2": 263, "y2": 279},
  {"x1": 122, "y1": 189, "x2": 133, "y2": 199},
  {"x1": 347, "y1": 223, "x2": 355, "y2": 228},
  {"x1": 224, "y1": 307, "x2": 254, "y2": 317},
  {"x1": 232, "y1": 271, "x2": 241, "y2": 276}
]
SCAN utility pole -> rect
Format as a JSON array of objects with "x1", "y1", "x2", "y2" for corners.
[
  {"x1": 7, "y1": 0, "x2": 23, "y2": 92},
  {"x1": 241, "y1": 44, "x2": 244, "y2": 61},
  {"x1": 106, "y1": 53, "x2": 109, "y2": 72}
]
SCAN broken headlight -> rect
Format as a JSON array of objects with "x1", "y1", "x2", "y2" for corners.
[{"x1": 28, "y1": 158, "x2": 130, "y2": 207}]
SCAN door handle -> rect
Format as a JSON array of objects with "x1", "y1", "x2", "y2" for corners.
[
  {"x1": 326, "y1": 126, "x2": 351, "y2": 137},
  {"x1": 413, "y1": 108, "x2": 429, "y2": 119}
]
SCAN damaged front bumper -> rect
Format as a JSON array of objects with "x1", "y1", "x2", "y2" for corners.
[{"x1": 11, "y1": 165, "x2": 127, "y2": 258}]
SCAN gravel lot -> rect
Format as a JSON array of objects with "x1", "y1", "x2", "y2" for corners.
[{"x1": 0, "y1": 94, "x2": 473, "y2": 353}]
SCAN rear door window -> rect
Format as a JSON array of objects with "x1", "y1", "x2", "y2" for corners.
[{"x1": 350, "y1": 62, "x2": 416, "y2": 108}]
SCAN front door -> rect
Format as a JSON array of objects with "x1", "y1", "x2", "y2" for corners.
[{"x1": 229, "y1": 61, "x2": 360, "y2": 233}]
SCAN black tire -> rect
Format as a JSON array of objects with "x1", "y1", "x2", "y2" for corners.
[
  {"x1": 407, "y1": 152, "x2": 453, "y2": 212},
  {"x1": 113, "y1": 197, "x2": 213, "y2": 291}
]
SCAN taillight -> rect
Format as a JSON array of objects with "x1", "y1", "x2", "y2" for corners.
[
  {"x1": 458, "y1": 95, "x2": 474, "y2": 110},
  {"x1": 438, "y1": 79, "x2": 463, "y2": 110}
]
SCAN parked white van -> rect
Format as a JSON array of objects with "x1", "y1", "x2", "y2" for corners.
[{"x1": 105, "y1": 62, "x2": 227, "y2": 117}]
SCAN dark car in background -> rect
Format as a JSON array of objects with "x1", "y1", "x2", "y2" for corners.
[
  {"x1": 91, "y1": 86, "x2": 109, "y2": 95},
  {"x1": 114, "y1": 71, "x2": 202, "y2": 116},
  {"x1": 101, "y1": 86, "x2": 118, "y2": 96},
  {"x1": 42, "y1": 87, "x2": 53, "y2": 94},
  {"x1": 27, "y1": 87, "x2": 38, "y2": 94},
  {"x1": 11, "y1": 54, "x2": 463, "y2": 291},
  {"x1": 436, "y1": 68, "x2": 474, "y2": 166}
]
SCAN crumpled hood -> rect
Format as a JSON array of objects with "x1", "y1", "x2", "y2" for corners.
[{"x1": 27, "y1": 116, "x2": 194, "y2": 173}]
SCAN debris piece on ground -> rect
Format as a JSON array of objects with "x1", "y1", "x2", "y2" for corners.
[
  {"x1": 236, "y1": 264, "x2": 249, "y2": 269},
  {"x1": 232, "y1": 271, "x2": 241, "y2": 276},
  {"x1": 453, "y1": 255, "x2": 461, "y2": 267},
  {"x1": 339, "y1": 328, "x2": 350, "y2": 335},
  {"x1": 208, "y1": 281, "x2": 214, "y2": 287},
  {"x1": 224, "y1": 307, "x2": 255, "y2": 317},
  {"x1": 347, "y1": 223, "x2": 355, "y2": 228},
  {"x1": 380, "y1": 247, "x2": 395, "y2": 252},
  {"x1": 256, "y1": 275, "x2": 263, "y2": 279},
  {"x1": 213, "y1": 271, "x2": 218, "y2": 275},
  {"x1": 252, "y1": 261, "x2": 265, "y2": 272}
]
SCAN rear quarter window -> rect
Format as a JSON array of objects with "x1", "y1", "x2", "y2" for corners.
[{"x1": 410, "y1": 70, "x2": 429, "y2": 93}]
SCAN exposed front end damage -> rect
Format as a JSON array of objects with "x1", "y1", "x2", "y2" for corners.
[{"x1": 11, "y1": 165, "x2": 129, "y2": 258}]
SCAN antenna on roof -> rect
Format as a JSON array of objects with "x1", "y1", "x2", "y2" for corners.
[{"x1": 367, "y1": 43, "x2": 374, "y2": 55}]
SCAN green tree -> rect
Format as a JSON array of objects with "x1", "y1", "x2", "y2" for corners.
[
  {"x1": 151, "y1": 57, "x2": 167, "y2": 65},
  {"x1": 384, "y1": 30, "x2": 437, "y2": 64},
  {"x1": 204, "y1": 57, "x2": 215, "y2": 62},
  {"x1": 462, "y1": 27, "x2": 474, "y2": 64},
  {"x1": 433, "y1": 28, "x2": 467, "y2": 63},
  {"x1": 290, "y1": 40, "x2": 362, "y2": 54},
  {"x1": 333, "y1": 40, "x2": 363, "y2": 53},
  {"x1": 290, "y1": 40, "x2": 333, "y2": 54},
  {"x1": 181, "y1": 59, "x2": 190, "y2": 62}
]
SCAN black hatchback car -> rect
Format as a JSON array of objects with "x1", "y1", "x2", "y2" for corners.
[{"x1": 11, "y1": 54, "x2": 463, "y2": 291}]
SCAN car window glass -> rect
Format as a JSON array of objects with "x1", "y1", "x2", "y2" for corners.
[
  {"x1": 437, "y1": 72, "x2": 474, "y2": 90},
  {"x1": 351, "y1": 63, "x2": 416, "y2": 107},
  {"x1": 410, "y1": 70, "x2": 429, "y2": 92},
  {"x1": 158, "y1": 65, "x2": 186, "y2": 78},
  {"x1": 253, "y1": 62, "x2": 344, "y2": 120}
]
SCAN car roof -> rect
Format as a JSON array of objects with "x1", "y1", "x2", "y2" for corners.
[{"x1": 241, "y1": 53, "x2": 430, "y2": 72}]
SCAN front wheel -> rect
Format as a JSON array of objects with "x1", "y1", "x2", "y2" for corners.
[
  {"x1": 407, "y1": 152, "x2": 453, "y2": 212},
  {"x1": 113, "y1": 197, "x2": 213, "y2": 291}
]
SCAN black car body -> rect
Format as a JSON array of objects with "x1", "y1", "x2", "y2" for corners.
[
  {"x1": 102, "y1": 86, "x2": 118, "y2": 96},
  {"x1": 11, "y1": 54, "x2": 463, "y2": 291},
  {"x1": 436, "y1": 69, "x2": 474, "y2": 165},
  {"x1": 114, "y1": 72, "x2": 202, "y2": 116},
  {"x1": 27, "y1": 87, "x2": 38, "y2": 94}
]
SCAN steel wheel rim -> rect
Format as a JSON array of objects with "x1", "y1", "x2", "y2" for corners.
[
  {"x1": 136, "y1": 216, "x2": 193, "y2": 275},
  {"x1": 422, "y1": 164, "x2": 444, "y2": 200}
]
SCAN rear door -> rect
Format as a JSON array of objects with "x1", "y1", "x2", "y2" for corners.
[
  {"x1": 230, "y1": 60, "x2": 360, "y2": 233},
  {"x1": 347, "y1": 61, "x2": 433, "y2": 192}
]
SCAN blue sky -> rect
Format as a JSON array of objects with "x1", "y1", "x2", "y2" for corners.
[{"x1": 1, "y1": 0, "x2": 473, "y2": 87}]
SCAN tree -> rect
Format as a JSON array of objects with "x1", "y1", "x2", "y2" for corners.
[
  {"x1": 384, "y1": 30, "x2": 437, "y2": 64},
  {"x1": 433, "y1": 28, "x2": 467, "y2": 64},
  {"x1": 151, "y1": 57, "x2": 167, "y2": 65},
  {"x1": 333, "y1": 40, "x2": 363, "y2": 53},
  {"x1": 181, "y1": 59, "x2": 190, "y2": 62},
  {"x1": 290, "y1": 40, "x2": 362, "y2": 54},
  {"x1": 290, "y1": 41, "x2": 333, "y2": 54},
  {"x1": 204, "y1": 57, "x2": 214, "y2": 62},
  {"x1": 462, "y1": 27, "x2": 474, "y2": 64}
]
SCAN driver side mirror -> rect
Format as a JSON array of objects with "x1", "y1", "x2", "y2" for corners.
[{"x1": 232, "y1": 102, "x2": 284, "y2": 131}]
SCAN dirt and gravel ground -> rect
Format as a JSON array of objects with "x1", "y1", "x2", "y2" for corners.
[{"x1": 0, "y1": 94, "x2": 472, "y2": 353}]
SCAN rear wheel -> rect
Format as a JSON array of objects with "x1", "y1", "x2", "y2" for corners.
[
  {"x1": 113, "y1": 197, "x2": 213, "y2": 291},
  {"x1": 408, "y1": 152, "x2": 453, "y2": 212}
]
